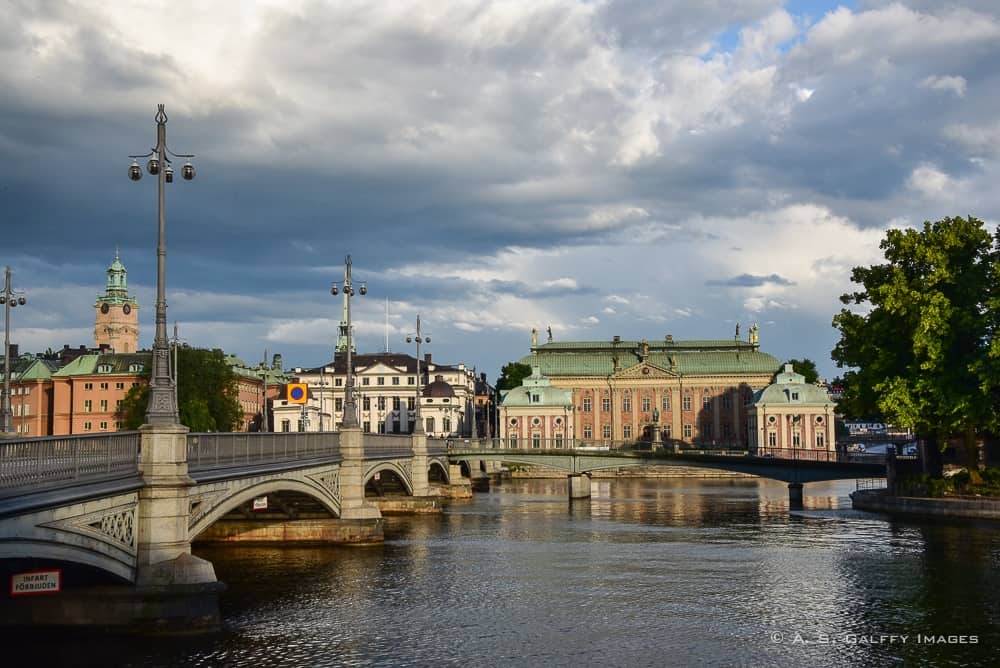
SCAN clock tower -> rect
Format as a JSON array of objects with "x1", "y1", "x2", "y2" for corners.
[{"x1": 94, "y1": 250, "x2": 140, "y2": 353}]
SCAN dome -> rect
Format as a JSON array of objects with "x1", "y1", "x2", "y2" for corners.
[{"x1": 423, "y1": 374, "x2": 455, "y2": 398}]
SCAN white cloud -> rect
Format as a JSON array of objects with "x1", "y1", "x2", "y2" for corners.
[
  {"x1": 906, "y1": 164, "x2": 955, "y2": 197},
  {"x1": 920, "y1": 74, "x2": 967, "y2": 97}
]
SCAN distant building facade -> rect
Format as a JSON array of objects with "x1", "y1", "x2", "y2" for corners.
[
  {"x1": 499, "y1": 366, "x2": 574, "y2": 447},
  {"x1": 511, "y1": 326, "x2": 780, "y2": 447}
]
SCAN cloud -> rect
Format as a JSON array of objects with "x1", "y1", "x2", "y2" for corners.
[
  {"x1": 920, "y1": 74, "x2": 967, "y2": 97},
  {"x1": 906, "y1": 164, "x2": 955, "y2": 197},
  {"x1": 705, "y1": 273, "x2": 796, "y2": 287}
]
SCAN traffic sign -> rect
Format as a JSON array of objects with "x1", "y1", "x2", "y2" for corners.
[{"x1": 287, "y1": 383, "x2": 308, "y2": 404}]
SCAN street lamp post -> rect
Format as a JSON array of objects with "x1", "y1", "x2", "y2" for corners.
[
  {"x1": 1, "y1": 267, "x2": 27, "y2": 435},
  {"x1": 331, "y1": 255, "x2": 366, "y2": 429},
  {"x1": 406, "y1": 316, "x2": 430, "y2": 434},
  {"x1": 128, "y1": 104, "x2": 195, "y2": 425}
]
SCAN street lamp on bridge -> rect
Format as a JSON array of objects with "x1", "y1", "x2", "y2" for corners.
[
  {"x1": 406, "y1": 315, "x2": 430, "y2": 434},
  {"x1": 127, "y1": 104, "x2": 196, "y2": 425},
  {"x1": 1, "y1": 267, "x2": 27, "y2": 435},
  {"x1": 331, "y1": 255, "x2": 366, "y2": 429}
]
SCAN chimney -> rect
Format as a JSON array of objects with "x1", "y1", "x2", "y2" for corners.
[
  {"x1": 612, "y1": 335, "x2": 621, "y2": 343},
  {"x1": 424, "y1": 353, "x2": 432, "y2": 364}
]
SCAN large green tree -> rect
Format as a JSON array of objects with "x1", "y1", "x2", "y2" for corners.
[
  {"x1": 496, "y1": 362, "x2": 533, "y2": 391},
  {"x1": 117, "y1": 347, "x2": 243, "y2": 432},
  {"x1": 831, "y1": 216, "x2": 1000, "y2": 471}
]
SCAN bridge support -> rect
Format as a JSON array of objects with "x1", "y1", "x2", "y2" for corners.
[
  {"x1": 409, "y1": 432, "x2": 431, "y2": 498},
  {"x1": 788, "y1": 482, "x2": 804, "y2": 510},
  {"x1": 568, "y1": 473, "x2": 591, "y2": 500},
  {"x1": 441, "y1": 463, "x2": 473, "y2": 498},
  {"x1": 337, "y1": 427, "x2": 384, "y2": 540}
]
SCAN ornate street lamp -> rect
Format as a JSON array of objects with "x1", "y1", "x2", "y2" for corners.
[
  {"x1": 1, "y1": 266, "x2": 27, "y2": 435},
  {"x1": 406, "y1": 315, "x2": 430, "y2": 434},
  {"x1": 331, "y1": 255, "x2": 366, "y2": 428},
  {"x1": 128, "y1": 104, "x2": 195, "y2": 425}
]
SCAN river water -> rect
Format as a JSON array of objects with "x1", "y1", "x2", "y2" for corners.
[{"x1": 31, "y1": 478, "x2": 1000, "y2": 666}]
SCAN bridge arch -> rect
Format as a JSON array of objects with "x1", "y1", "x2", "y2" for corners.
[
  {"x1": 188, "y1": 479, "x2": 342, "y2": 540},
  {"x1": 428, "y1": 460, "x2": 450, "y2": 484},
  {"x1": 363, "y1": 462, "x2": 414, "y2": 495},
  {"x1": 0, "y1": 542, "x2": 134, "y2": 583}
]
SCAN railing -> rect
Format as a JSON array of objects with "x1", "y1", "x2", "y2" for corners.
[
  {"x1": 361, "y1": 433, "x2": 413, "y2": 459},
  {"x1": 856, "y1": 478, "x2": 887, "y2": 491},
  {"x1": 0, "y1": 432, "x2": 140, "y2": 496},
  {"x1": 187, "y1": 432, "x2": 340, "y2": 471},
  {"x1": 754, "y1": 448, "x2": 887, "y2": 464},
  {"x1": 426, "y1": 437, "x2": 450, "y2": 456}
]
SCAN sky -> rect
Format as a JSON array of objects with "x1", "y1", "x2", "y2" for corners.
[{"x1": 2, "y1": 0, "x2": 999, "y2": 383}]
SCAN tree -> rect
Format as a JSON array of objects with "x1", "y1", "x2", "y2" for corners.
[
  {"x1": 496, "y1": 362, "x2": 533, "y2": 391},
  {"x1": 831, "y1": 216, "x2": 1000, "y2": 474},
  {"x1": 779, "y1": 358, "x2": 819, "y2": 384},
  {"x1": 117, "y1": 347, "x2": 243, "y2": 432}
]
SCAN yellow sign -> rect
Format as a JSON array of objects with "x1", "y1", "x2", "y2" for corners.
[{"x1": 287, "y1": 383, "x2": 308, "y2": 404}]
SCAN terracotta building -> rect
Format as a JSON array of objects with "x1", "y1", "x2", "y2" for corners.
[{"x1": 510, "y1": 326, "x2": 781, "y2": 447}]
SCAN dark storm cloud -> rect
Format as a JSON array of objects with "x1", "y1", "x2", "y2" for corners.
[{"x1": 706, "y1": 274, "x2": 796, "y2": 287}]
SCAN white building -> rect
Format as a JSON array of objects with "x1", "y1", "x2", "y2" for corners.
[{"x1": 272, "y1": 351, "x2": 475, "y2": 436}]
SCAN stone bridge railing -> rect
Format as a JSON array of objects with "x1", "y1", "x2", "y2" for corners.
[
  {"x1": 361, "y1": 433, "x2": 413, "y2": 459},
  {"x1": 0, "y1": 432, "x2": 140, "y2": 497},
  {"x1": 187, "y1": 432, "x2": 342, "y2": 472}
]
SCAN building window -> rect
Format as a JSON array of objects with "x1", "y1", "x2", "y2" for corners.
[
  {"x1": 408, "y1": 377, "x2": 415, "y2": 385},
  {"x1": 425, "y1": 417, "x2": 435, "y2": 433},
  {"x1": 100, "y1": 382, "x2": 109, "y2": 390},
  {"x1": 297, "y1": 420, "x2": 305, "y2": 432},
  {"x1": 532, "y1": 434, "x2": 541, "y2": 448},
  {"x1": 816, "y1": 432, "x2": 825, "y2": 448},
  {"x1": 115, "y1": 421, "x2": 123, "y2": 430},
  {"x1": 335, "y1": 398, "x2": 344, "y2": 411},
  {"x1": 392, "y1": 376, "x2": 400, "y2": 385},
  {"x1": 84, "y1": 422, "x2": 93, "y2": 431},
  {"x1": 393, "y1": 420, "x2": 401, "y2": 434},
  {"x1": 583, "y1": 425, "x2": 592, "y2": 439},
  {"x1": 377, "y1": 377, "x2": 385, "y2": 386},
  {"x1": 641, "y1": 397, "x2": 650, "y2": 412},
  {"x1": 702, "y1": 395, "x2": 711, "y2": 408},
  {"x1": 664, "y1": 424, "x2": 672, "y2": 438},
  {"x1": 622, "y1": 395, "x2": 632, "y2": 412},
  {"x1": 623, "y1": 425, "x2": 632, "y2": 440},
  {"x1": 393, "y1": 397, "x2": 401, "y2": 410},
  {"x1": 722, "y1": 393, "x2": 732, "y2": 409},
  {"x1": 116, "y1": 382, "x2": 124, "y2": 390},
  {"x1": 768, "y1": 431, "x2": 777, "y2": 447},
  {"x1": 128, "y1": 364, "x2": 143, "y2": 373},
  {"x1": 281, "y1": 420, "x2": 291, "y2": 432},
  {"x1": 100, "y1": 421, "x2": 108, "y2": 430},
  {"x1": 602, "y1": 397, "x2": 611, "y2": 413},
  {"x1": 582, "y1": 397, "x2": 592, "y2": 412},
  {"x1": 791, "y1": 392, "x2": 799, "y2": 401},
  {"x1": 602, "y1": 425, "x2": 612, "y2": 439},
  {"x1": 531, "y1": 393, "x2": 540, "y2": 403},
  {"x1": 555, "y1": 434, "x2": 564, "y2": 448},
  {"x1": 84, "y1": 382, "x2": 93, "y2": 391},
  {"x1": 335, "y1": 378, "x2": 343, "y2": 387},
  {"x1": 84, "y1": 400, "x2": 92, "y2": 413},
  {"x1": 682, "y1": 396, "x2": 692, "y2": 411},
  {"x1": 407, "y1": 397, "x2": 415, "y2": 410},
  {"x1": 363, "y1": 397, "x2": 371, "y2": 410},
  {"x1": 362, "y1": 377, "x2": 370, "y2": 386},
  {"x1": 378, "y1": 396, "x2": 386, "y2": 410},
  {"x1": 363, "y1": 421, "x2": 371, "y2": 433},
  {"x1": 702, "y1": 423, "x2": 711, "y2": 439},
  {"x1": 22, "y1": 404, "x2": 29, "y2": 416},
  {"x1": 683, "y1": 424, "x2": 692, "y2": 438},
  {"x1": 509, "y1": 435, "x2": 518, "y2": 448},
  {"x1": 100, "y1": 399, "x2": 108, "y2": 411},
  {"x1": 662, "y1": 396, "x2": 670, "y2": 411},
  {"x1": 443, "y1": 417, "x2": 452, "y2": 433}
]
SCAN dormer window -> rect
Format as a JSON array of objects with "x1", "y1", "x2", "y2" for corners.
[
  {"x1": 97, "y1": 364, "x2": 113, "y2": 373},
  {"x1": 791, "y1": 392, "x2": 799, "y2": 401},
  {"x1": 128, "y1": 363, "x2": 144, "y2": 373},
  {"x1": 532, "y1": 393, "x2": 540, "y2": 403}
]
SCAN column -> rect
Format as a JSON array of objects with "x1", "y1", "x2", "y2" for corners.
[
  {"x1": 410, "y1": 431, "x2": 430, "y2": 497},
  {"x1": 338, "y1": 427, "x2": 382, "y2": 520}
]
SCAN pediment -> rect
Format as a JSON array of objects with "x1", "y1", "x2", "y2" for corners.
[
  {"x1": 613, "y1": 362, "x2": 678, "y2": 380},
  {"x1": 358, "y1": 362, "x2": 405, "y2": 375}
]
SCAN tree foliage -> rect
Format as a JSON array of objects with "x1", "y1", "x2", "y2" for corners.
[
  {"x1": 831, "y1": 216, "x2": 1000, "y2": 451},
  {"x1": 117, "y1": 347, "x2": 243, "y2": 432},
  {"x1": 497, "y1": 362, "x2": 533, "y2": 391},
  {"x1": 779, "y1": 358, "x2": 819, "y2": 384}
]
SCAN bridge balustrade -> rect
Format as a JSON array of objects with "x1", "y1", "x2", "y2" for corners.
[
  {"x1": 0, "y1": 432, "x2": 140, "y2": 496},
  {"x1": 361, "y1": 434, "x2": 413, "y2": 459},
  {"x1": 426, "y1": 437, "x2": 449, "y2": 456},
  {"x1": 755, "y1": 447, "x2": 886, "y2": 464},
  {"x1": 187, "y1": 432, "x2": 341, "y2": 471}
]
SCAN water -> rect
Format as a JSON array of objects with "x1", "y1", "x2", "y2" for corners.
[{"x1": 19, "y1": 478, "x2": 1000, "y2": 666}]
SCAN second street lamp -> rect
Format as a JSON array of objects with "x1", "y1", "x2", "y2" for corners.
[
  {"x1": 1, "y1": 266, "x2": 28, "y2": 435},
  {"x1": 406, "y1": 315, "x2": 430, "y2": 434},
  {"x1": 128, "y1": 104, "x2": 196, "y2": 425},
  {"x1": 331, "y1": 255, "x2": 366, "y2": 429}
]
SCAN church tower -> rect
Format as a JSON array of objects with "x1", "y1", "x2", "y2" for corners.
[{"x1": 94, "y1": 250, "x2": 140, "y2": 353}]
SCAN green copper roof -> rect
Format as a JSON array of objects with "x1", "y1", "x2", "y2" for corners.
[
  {"x1": 13, "y1": 358, "x2": 59, "y2": 381},
  {"x1": 752, "y1": 364, "x2": 832, "y2": 405},
  {"x1": 502, "y1": 367, "x2": 573, "y2": 407},
  {"x1": 519, "y1": 338, "x2": 781, "y2": 377},
  {"x1": 53, "y1": 353, "x2": 150, "y2": 376}
]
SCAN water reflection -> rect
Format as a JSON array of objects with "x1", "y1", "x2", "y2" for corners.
[{"x1": 14, "y1": 477, "x2": 1000, "y2": 667}]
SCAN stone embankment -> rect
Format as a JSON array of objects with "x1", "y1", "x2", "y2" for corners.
[
  {"x1": 511, "y1": 466, "x2": 753, "y2": 479},
  {"x1": 851, "y1": 489, "x2": 1000, "y2": 520}
]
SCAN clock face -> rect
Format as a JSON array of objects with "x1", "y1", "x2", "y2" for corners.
[
  {"x1": 100, "y1": 303, "x2": 110, "y2": 314},
  {"x1": 123, "y1": 304, "x2": 132, "y2": 315}
]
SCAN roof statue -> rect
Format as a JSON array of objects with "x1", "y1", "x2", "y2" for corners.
[
  {"x1": 531, "y1": 327, "x2": 538, "y2": 347},
  {"x1": 547, "y1": 325, "x2": 553, "y2": 343}
]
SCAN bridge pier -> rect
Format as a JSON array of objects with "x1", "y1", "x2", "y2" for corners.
[
  {"x1": 337, "y1": 427, "x2": 385, "y2": 539},
  {"x1": 568, "y1": 473, "x2": 591, "y2": 500},
  {"x1": 788, "y1": 482, "x2": 804, "y2": 510},
  {"x1": 441, "y1": 464, "x2": 473, "y2": 498}
]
